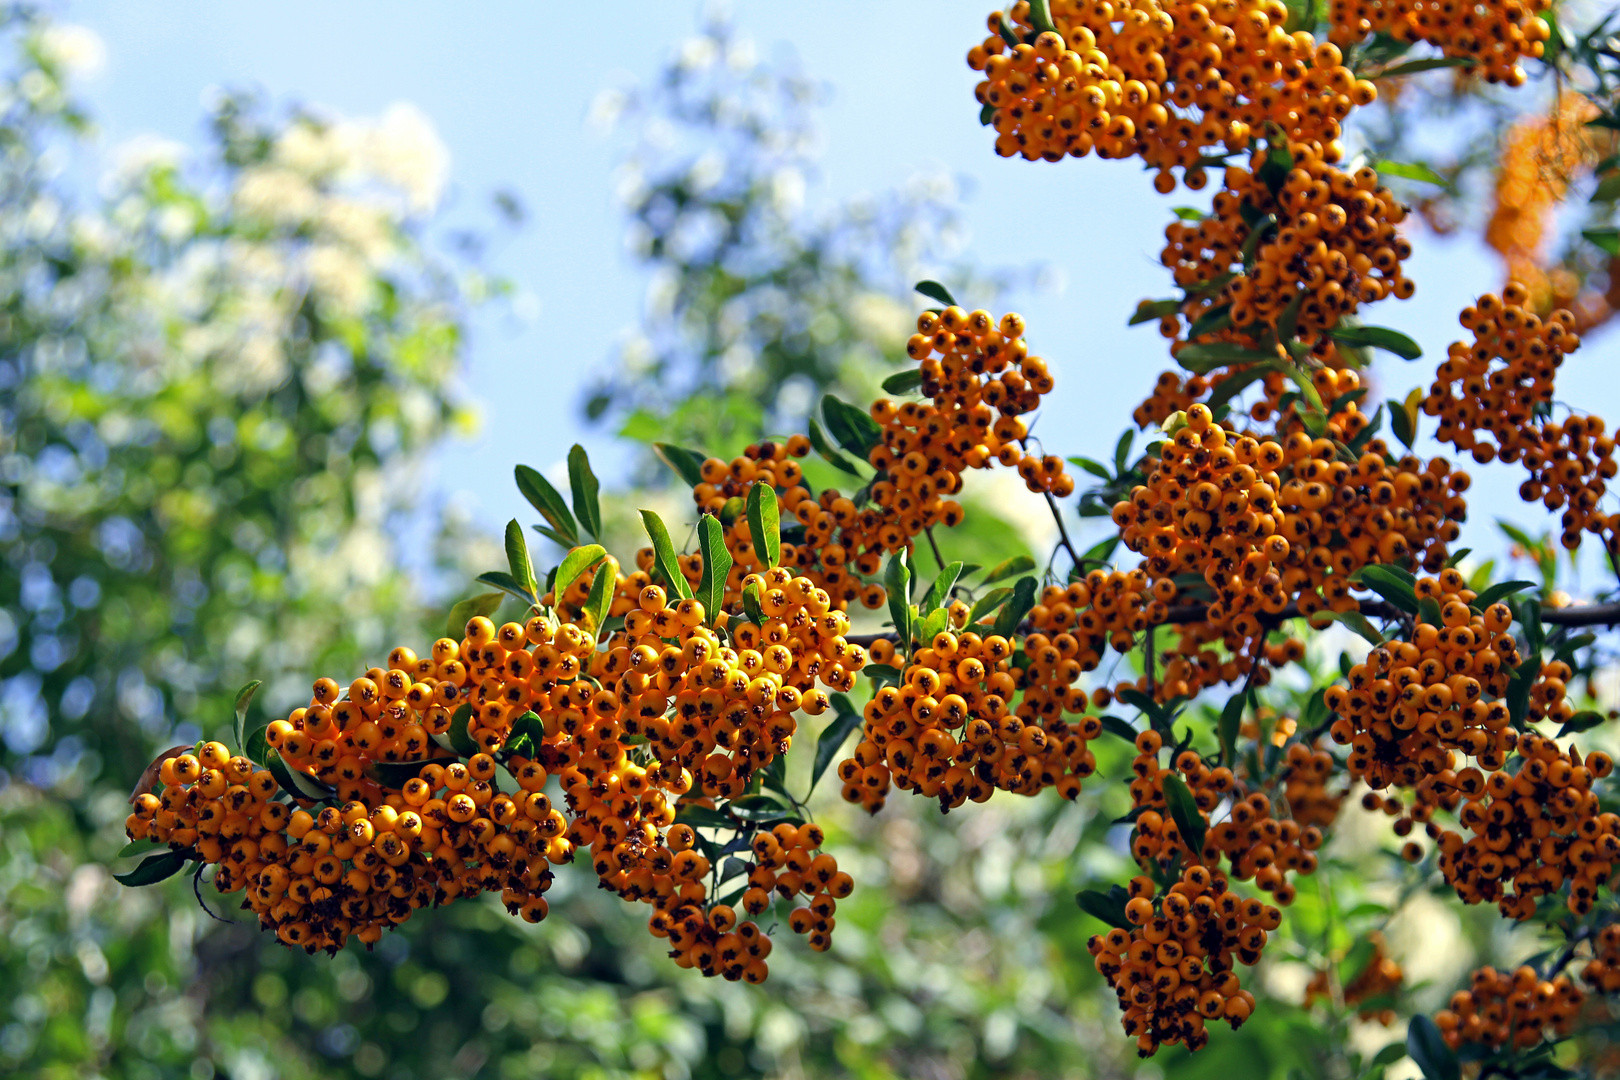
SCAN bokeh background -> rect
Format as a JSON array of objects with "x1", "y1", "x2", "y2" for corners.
[{"x1": 4, "y1": 2, "x2": 1618, "y2": 1079}]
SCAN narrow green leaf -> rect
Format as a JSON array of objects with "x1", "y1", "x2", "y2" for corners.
[
  {"x1": 1406, "y1": 1015, "x2": 1460, "y2": 1080},
  {"x1": 1558, "y1": 710, "x2": 1608, "y2": 736},
  {"x1": 476, "y1": 570, "x2": 536, "y2": 605},
  {"x1": 821, "y1": 395, "x2": 883, "y2": 459},
  {"x1": 1583, "y1": 227, "x2": 1620, "y2": 256},
  {"x1": 652, "y1": 443, "x2": 708, "y2": 489},
  {"x1": 1322, "y1": 609, "x2": 1386, "y2": 646},
  {"x1": 1219, "y1": 692, "x2": 1246, "y2": 765},
  {"x1": 447, "y1": 592, "x2": 505, "y2": 638},
  {"x1": 1114, "y1": 430, "x2": 1134, "y2": 475},
  {"x1": 1067, "y1": 456, "x2": 1113, "y2": 481},
  {"x1": 1027, "y1": 0, "x2": 1058, "y2": 33},
  {"x1": 1175, "y1": 342, "x2": 1276, "y2": 373},
  {"x1": 914, "y1": 280, "x2": 958, "y2": 307},
  {"x1": 807, "y1": 417, "x2": 864, "y2": 476},
  {"x1": 1076, "y1": 888, "x2": 1133, "y2": 930},
  {"x1": 979, "y1": 101, "x2": 996, "y2": 126},
  {"x1": 1473, "y1": 580, "x2": 1535, "y2": 610},
  {"x1": 882, "y1": 369, "x2": 925, "y2": 395},
  {"x1": 1161, "y1": 772, "x2": 1208, "y2": 855},
  {"x1": 1328, "y1": 324, "x2": 1422, "y2": 360},
  {"x1": 505, "y1": 519, "x2": 538, "y2": 601},
  {"x1": 530, "y1": 524, "x2": 575, "y2": 548},
  {"x1": 113, "y1": 849, "x2": 191, "y2": 887},
  {"x1": 1356, "y1": 565, "x2": 1420, "y2": 613},
  {"x1": 552, "y1": 544, "x2": 607, "y2": 602},
  {"x1": 993, "y1": 576, "x2": 1038, "y2": 638},
  {"x1": 1375, "y1": 160, "x2": 1451, "y2": 189},
  {"x1": 742, "y1": 580, "x2": 766, "y2": 627},
  {"x1": 885, "y1": 550, "x2": 913, "y2": 646},
  {"x1": 746, "y1": 483, "x2": 781, "y2": 570},
  {"x1": 811, "y1": 694, "x2": 866, "y2": 794},
  {"x1": 514, "y1": 465, "x2": 579, "y2": 545},
  {"x1": 1186, "y1": 302, "x2": 1233, "y2": 339},
  {"x1": 968, "y1": 586, "x2": 1014, "y2": 626},
  {"x1": 983, "y1": 555, "x2": 1036, "y2": 584},
  {"x1": 567, "y1": 444, "x2": 603, "y2": 541},
  {"x1": 233, "y1": 679, "x2": 262, "y2": 754},
  {"x1": 1171, "y1": 206, "x2": 1206, "y2": 221},
  {"x1": 582, "y1": 556, "x2": 616, "y2": 636},
  {"x1": 1098, "y1": 714, "x2": 1139, "y2": 742},
  {"x1": 920, "y1": 561, "x2": 963, "y2": 615},
  {"x1": 266, "y1": 749, "x2": 336, "y2": 803},
  {"x1": 118, "y1": 839, "x2": 165, "y2": 858},
  {"x1": 1129, "y1": 298, "x2": 1181, "y2": 326},
  {"x1": 1206, "y1": 364, "x2": 1277, "y2": 412},
  {"x1": 500, "y1": 710, "x2": 547, "y2": 758},
  {"x1": 1389, "y1": 388, "x2": 1418, "y2": 450},
  {"x1": 446, "y1": 704, "x2": 480, "y2": 758},
  {"x1": 639, "y1": 509, "x2": 694, "y2": 600},
  {"x1": 696, "y1": 515, "x2": 731, "y2": 625}
]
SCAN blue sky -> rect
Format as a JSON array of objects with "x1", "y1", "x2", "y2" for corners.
[{"x1": 64, "y1": 0, "x2": 1620, "y2": 589}]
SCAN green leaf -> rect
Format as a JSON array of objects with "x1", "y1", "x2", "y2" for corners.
[
  {"x1": 500, "y1": 710, "x2": 547, "y2": 758},
  {"x1": 505, "y1": 519, "x2": 539, "y2": 601},
  {"x1": 1077, "y1": 535, "x2": 1120, "y2": 569},
  {"x1": 1375, "y1": 160, "x2": 1451, "y2": 189},
  {"x1": 1323, "y1": 609, "x2": 1386, "y2": 646},
  {"x1": 244, "y1": 723, "x2": 270, "y2": 767},
  {"x1": 232, "y1": 679, "x2": 262, "y2": 754},
  {"x1": 553, "y1": 544, "x2": 607, "y2": 602},
  {"x1": 675, "y1": 804, "x2": 735, "y2": 830},
  {"x1": 1417, "y1": 596, "x2": 1442, "y2": 627},
  {"x1": 807, "y1": 417, "x2": 864, "y2": 476},
  {"x1": 881, "y1": 369, "x2": 924, "y2": 395},
  {"x1": 1583, "y1": 228, "x2": 1620, "y2": 256},
  {"x1": 1390, "y1": 387, "x2": 1420, "y2": 450},
  {"x1": 915, "y1": 606, "x2": 949, "y2": 647},
  {"x1": 993, "y1": 576, "x2": 1038, "y2": 638},
  {"x1": 447, "y1": 591, "x2": 505, "y2": 638},
  {"x1": 1027, "y1": 0, "x2": 1058, "y2": 33},
  {"x1": 1558, "y1": 710, "x2": 1608, "y2": 736},
  {"x1": 967, "y1": 587, "x2": 1014, "y2": 626},
  {"x1": 1406, "y1": 1014, "x2": 1460, "y2": 1080},
  {"x1": 1219, "y1": 692, "x2": 1246, "y2": 765},
  {"x1": 920, "y1": 561, "x2": 963, "y2": 615},
  {"x1": 1067, "y1": 456, "x2": 1113, "y2": 481},
  {"x1": 811, "y1": 694, "x2": 866, "y2": 794},
  {"x1": 567, "y1": 444, "x2": 603, "y2": 541},
  {"x1": 365, "y1": 758, "x2": 457, "y2": 789},
  {"x1": 114, "y1": 848, "x2": 191, "y2": 887},
  {"x1": 1356, "y1": 565, "x2": 1420, "y2": 613},
  {"x1": 1282, "y1": 361, "x2": 1325, "y2": 413},
  {"x1": 1328, "y1": 324, "x2": 1422, "y2": 360},
  {"x1": 983, "y1": 555, "x2": 1036, "y2": 584},
  {"x1": 696, "y1": 515, "x2": 731, "y2": 625},
  {"x1": 979, "y1": 101, "x2": 996, "y2": 126},
  {"x1": 531, "y1": 523, "x2": 575, "y2": 548},
  {"x1": 1175, "y1": 342, "x2": 1276, "y2": 373},
  {"x1": 476, "y1": 570, "x2": 536, "y2": 605},
  {"x1": 1076, "y1": 887, "x2": 1133, "y2": 930},
  {"x1": 1129, "y1": 298, "x2": 1181, "y2": 326},
  {"x1": 265, "y1": 749, "x2": 336, "y2": 803},
  {"x1": 742, "y1": 580, "x2": 766, "y2": 627},
  {"x1": 1594, "y1": 174, "x2": 1620, "y2": 204},
  {"x1": 118, "y1": 839, "x2": 166, "y2": 858},
  {"x1": 1206, "y1": 364, "x2": 1278, "y2": 412},
  {"x1": 652, "y1": 443, "x2": 708, "y2": 488},
  {"x1": 1377, "y1": 55, "x2": 1474, "y2": 77},
  {"x1": 1114, "y1": 430, "x2": 1134, "y2": 475},
  {"x1": 582, "y1": 556, "x2": 616, "y2": 636},
  {"x1": 1161, "y1": 772, "x2": 1208, "y2": 855},
  {"x1": 446, "y1": 704, "x2": 479, "y2": 758},
  {"x1": 746, "y1": 483, "x2": 781, "y2": 570},
  {"x1": 885, "y1": 550, "x2": 913, "y2": 647},
  {"x1": 914, "y1": 280, "x2": 958, "y2": 307},
  {"x1": 821, "y1": 395, "x2": 883, "y2": 459},
  {"x1": 1473, "y1": 580, "x2": 1535, "y2": 610},
  {"x1": 1172, "y1": 206, "x2": 1206, "y2": 221},
  {"x1": 514, "y1": 465, "x2": 579, "y2": 545},
  {"x1": 1098, "y1": 714, "x2": 1139, "y2": 742},
  {"x1": 1186, "y1": 303, "x2": 1233, "y2": 339},
  {"x1": 1240, "y1": 212, "x2": 1280, "y2": 262},
  {"x1": 639, "y1": 509, "x2": 694, "y2": 600},
  {"x1": 1276, "y1": 290, "x2": 1307, "y2": 344}
]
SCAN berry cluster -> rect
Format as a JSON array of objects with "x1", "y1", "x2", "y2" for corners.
[
  {"x1": 1328, "y1": 0, "x2": 1550, "y2": 85},
  {"x1": 969, "y1": 3, "x2": 1376, "y2": 187},
  {"x1": 1434, "y1": 965, "x2": 1585, "y2": 1051},
  {"x1": 1088, "y1": 866, "x2": 1273, "y2": 1055}
]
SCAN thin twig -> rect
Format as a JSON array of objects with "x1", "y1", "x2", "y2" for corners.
[
  {"x1": 924, "y1": 525, "x2": 947, "y2": 575},
  {"x1": 1043, "y1": 491, "x2": 1083, "y2": 567},
  {"x1": 193, "y1": 864, "x2": 232, "y2": 924}
]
